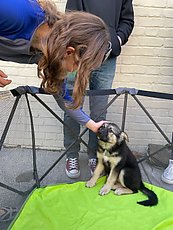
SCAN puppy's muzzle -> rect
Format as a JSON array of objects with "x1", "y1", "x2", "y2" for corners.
[{"x1": 97, "y1": 126, "x2": 109, "y2": 142}]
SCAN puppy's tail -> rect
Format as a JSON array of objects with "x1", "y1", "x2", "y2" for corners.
[{"x1": 137, "y1": 182, "x2": 158, "y2": 206}]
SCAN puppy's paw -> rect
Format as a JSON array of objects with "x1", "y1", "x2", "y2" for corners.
[
  {"x1": 114, "y1": 188, "x2": 124, "y2": 195},
  {"x1": 112, "y1": 183, "x2": 122, "y2": 190},
  {"x1": 99, "y1": 184, "x2": 111, "y2": 195},
  {"x1": 114, "y1": 187, "x2": 133, "y2": 195},
  {"x1": 86, "y1": 179, "x2": 96, "y2": 188}
]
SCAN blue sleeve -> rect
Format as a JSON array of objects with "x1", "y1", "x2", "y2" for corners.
[
  {"x1": 0, "y1": 0, "x2": 45, "y2": 40},
  {"x1": 54, "y1": 82, "x2": 90, "y2": 126}
]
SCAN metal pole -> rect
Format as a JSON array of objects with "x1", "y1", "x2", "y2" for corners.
[
  {"x1": 25, "y1": 94, "x2": 40, "y2": 188},
  {"x1": 121, "y1": 93, "x2": 128, "y2": 132},
  {"x1": 0, "y1": 96, "x2": 20, "y2": 150}
]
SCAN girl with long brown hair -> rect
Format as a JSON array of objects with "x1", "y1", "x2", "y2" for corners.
[{"x1": 0, "y1": 0, "x2": 111, "y2": 134}]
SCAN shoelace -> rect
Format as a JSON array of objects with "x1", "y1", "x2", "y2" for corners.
[
  {"x1": 69, "y1": 158, "x2": 78, "y2": 169},
  {"x1": 89, "y1": 158, "x2": 97, "y2": 167}
]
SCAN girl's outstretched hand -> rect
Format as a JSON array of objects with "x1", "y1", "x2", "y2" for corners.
[
  {"x1": 86, "y1": 119, "x2": 107, "y2": 133},
  {"x1": 0, "y1": 70, "x2": 12, "y2": 87}
]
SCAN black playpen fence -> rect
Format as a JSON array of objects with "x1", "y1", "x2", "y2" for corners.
[{"x1": 0, "y1": 86, "x2": 173, "y2": 196}]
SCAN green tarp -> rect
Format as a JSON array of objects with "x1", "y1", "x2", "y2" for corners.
[{"x1": 10, "y1": 177, "x2": 173, "y2": 230}]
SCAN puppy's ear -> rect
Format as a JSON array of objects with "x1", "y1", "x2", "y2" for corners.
[{"x1": 118, "y1": 132, "x2": 129, "y2": 144}]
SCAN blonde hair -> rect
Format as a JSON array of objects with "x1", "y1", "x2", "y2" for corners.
[{"x1": 38, "y1": 3, "x2": 110, "y2": 108}]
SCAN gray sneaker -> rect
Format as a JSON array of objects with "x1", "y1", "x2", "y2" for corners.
[
  {"x1": 88, "y1": 158, "x2": 97, "y2": 175},
  {"x1": 161, "y1": 159, "x2": 173, "y2": 184},
  {"x1": 65, "y1": 158, "x2": 80, "y2": 179}
]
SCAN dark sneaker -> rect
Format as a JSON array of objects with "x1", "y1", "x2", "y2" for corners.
[
  {"x1": 0, "y1": 207, "x2": 18, "y2": 223},
  {"x1": 65, "y1": 158, "x2": 80, "y2": 179},
  {"x1": 88, "y1": 158, "x2": 97, "y2": 175}
]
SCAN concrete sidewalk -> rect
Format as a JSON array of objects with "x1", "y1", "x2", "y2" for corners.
[
  {"x1": 0, "y1": 148, "x2": 173, "y2": 230},
  {"x1": 0, "y1": 148, "x2": 92, "y2": 229}
]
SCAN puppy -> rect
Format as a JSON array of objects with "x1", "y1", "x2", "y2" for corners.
[{"x1": 86, "y1": 123, "x2": 158, "y2": 206}]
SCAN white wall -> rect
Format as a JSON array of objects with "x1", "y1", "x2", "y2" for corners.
[{"x1": 0, "y1": 0, "x2": 173, "y2": 153}]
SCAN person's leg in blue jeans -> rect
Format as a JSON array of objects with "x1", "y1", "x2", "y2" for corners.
[
  {"x1": 88, "y1": 57, "x2": 116, "y2": 174},
  {"x1": 64, "y1": 57, "x2": 116, "y2": 178},
  {"x1": 63, "y1": 72, "x2": 81, "y2": 178}
]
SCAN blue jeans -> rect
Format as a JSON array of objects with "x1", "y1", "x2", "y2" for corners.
[{"x1": 64, "y1": 57, "x2": 116, "y2": 159}]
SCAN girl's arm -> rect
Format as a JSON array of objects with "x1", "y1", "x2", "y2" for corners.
[{"x1": 53, "y1": 81, "x2": 106, "y2": 133}]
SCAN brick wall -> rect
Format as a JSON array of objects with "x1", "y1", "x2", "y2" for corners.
[{"x1": 0, "y1": 0, "x2": 173, "y2": 153}]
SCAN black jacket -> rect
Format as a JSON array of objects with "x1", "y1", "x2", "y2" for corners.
[{"x1": 66, "y1": 0, "x2": 134, "y2": 57}]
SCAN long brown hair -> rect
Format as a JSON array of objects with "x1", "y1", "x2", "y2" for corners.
[
  {"x1": 38, "y1": 8, "x2": 110, "y2": 108},
  {"x1": 37, "y1": 0, "x2": 63, "y2": 26}
]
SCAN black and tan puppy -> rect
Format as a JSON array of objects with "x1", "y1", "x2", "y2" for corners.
[{"x1": 86, "y1": 123, "x2": 158, "y2": 206}]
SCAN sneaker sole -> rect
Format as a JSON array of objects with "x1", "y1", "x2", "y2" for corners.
[
  {"x1": 65, "y1": 169, "x2": 80, "y2": 179},
  {"x1": 161, "y1": 174, "x2": 173, "y2": 184}
]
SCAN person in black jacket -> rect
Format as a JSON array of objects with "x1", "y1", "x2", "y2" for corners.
[{"x1": 64, "y1": 0, "x2": 134, "y2": 179}]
